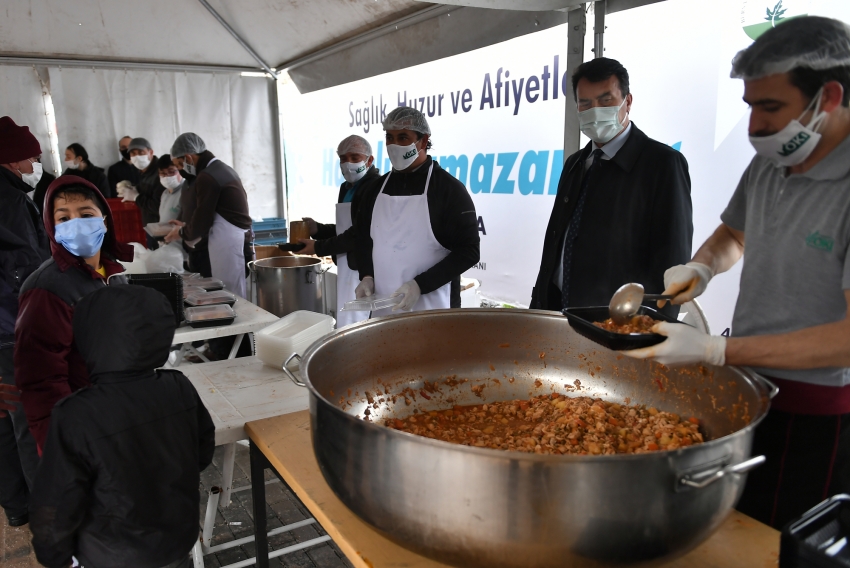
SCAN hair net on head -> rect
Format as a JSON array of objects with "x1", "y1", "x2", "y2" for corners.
[
  {"x1": 382, "y1": 106, "x2": 431, "y2": 135},
  {"x1": 170, "y1": 132, "x2": 206, "y2": 158},
  {"x1": 731, "y1": 16, "x2": 850, "y2": 80},
  {"x1": 337, "y1": 135, "x2": 372, "y2": 157}
]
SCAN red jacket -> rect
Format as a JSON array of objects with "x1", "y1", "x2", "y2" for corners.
[{"x1": 14, "y1": 176, "x2": 133, "y2": 451}]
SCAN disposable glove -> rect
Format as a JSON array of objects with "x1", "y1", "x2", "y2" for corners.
[
  {"x1": 661, "y1": 262, "x2": 713, "y2": 306},
  {"x1": 622, "y1": 322, "x2": 726, "y2": 366},
  {"x1": 393, "y1": 280, "x2": 421, "y2": 312},
  {"x1": 121, "y1": 186, "x2": 139, "y2": 203},
  {"x1": 355, "y1": 276, "x2": 374, "y2": 298}
]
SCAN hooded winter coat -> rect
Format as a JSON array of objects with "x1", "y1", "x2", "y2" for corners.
[
  {"x1": 29, "y1": 285, "x2": 214, "y2": 568},
  {"x1": 14, "y1": 176, "x2": 134, "y2": 451}
]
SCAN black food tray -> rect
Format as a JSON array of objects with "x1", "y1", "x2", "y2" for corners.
[
  {"x1": 781, "y1": 494, "x2": 850, "y2": 568},
  {"x1": 562, "y1": 306, "x2": 681, "y2": 351},
  {"x1": 126, "y1": 273, "x2": 184, "y2": 326},
  {"x1": 184, "y1": 299, "x2": 237, "y2": 307},
  {"x1": 279, "y1": 243, "x2": 305, "y2": 252},
  {"x1": 186, "y1": 316, "x2": 236, "y2": 329}
]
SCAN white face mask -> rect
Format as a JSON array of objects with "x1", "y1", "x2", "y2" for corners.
[
  {"x1": 21, "y1": 161, "x2": 43, "y2": 188},
  {"x1": 749, "y1": 87, "x2": 828, "y2": 168},
  {"x1": 387, "y1": 143, "x2": 419, "y2": 171},
  {"x1": 160, "y1": 174, "x2": 182, "y2": 191},
  {"x1": 64, "y1": 159, "x2": 80, "y2": 170},
  {"x1": 340, "y1": 160, "x2": 369, "y2": 183},
  {"x1": 183, "y1": 159, "x2": 196, "y2": 176},
  {"x1": 130, "y1": 154, "x2": 151, "y2": 170},
  {"x1": 578, "y1": 99, "x2": 627, "y2": 144}
]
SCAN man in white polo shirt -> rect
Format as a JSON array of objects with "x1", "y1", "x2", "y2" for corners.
[{"x1": 625, "y1": 16, "x2": 850, "y2": 529}]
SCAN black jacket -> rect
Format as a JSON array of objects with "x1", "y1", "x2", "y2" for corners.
[
  {"x1": 0, "y1": 167, "x2": 50, "y2": 345},
  {"x1": 135, "y1": 158, "x2": 164, "y2": 226},
  {"x1": 530, "y1": 124, "x2": 692, "y2": 314},
  {"x1": 107, "y1": 159, "x2": 141, "y2": 196},
  {"x1": 62, "y1": 163, "x2": 111, "y2": 198},
  {"x1": 356, "y1": 157, "x2": 480, "y2": 308},
  {"x1": 33, "y1": 170, "x2": 56, "y2": 215},
  {"x1": 29, "y1": 285, "x2": 215, "y2": 568},
  {"x1": 314, "y1": 165, "x2": 381, "y2": 270}
]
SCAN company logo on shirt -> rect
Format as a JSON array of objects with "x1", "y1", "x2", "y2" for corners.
[
  {"x1": 806, "y1": 231, "x2": 833, "y2": 253},
  {"x1": 778, "y1": 131, "x2": 811, "y2": 156}
]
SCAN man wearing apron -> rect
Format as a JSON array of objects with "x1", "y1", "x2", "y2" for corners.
[
  {"x1": 354, "y1": 107, "x2": 480, "y2": 316},
  {"x1": 299, "y1": 135, "x2": 381, "y2": 328},
  {"x1": 165, "y1": 133, "x2": 251, "y2": 298}
]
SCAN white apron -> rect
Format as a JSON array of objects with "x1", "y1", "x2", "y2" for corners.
[
  {"x1": 209, "y1": 212, "x2": 247, "y2": 298},
  {"x1": 370, "y1": 163, "x2": 450, "y2": 317},
  {"x1": 335, "y1": 202, "x2": 369, "y2": 328}
]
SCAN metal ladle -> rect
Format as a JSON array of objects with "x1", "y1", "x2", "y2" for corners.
[{"x1": 608, "y1": 283, "x2": 674, "y2": 325}]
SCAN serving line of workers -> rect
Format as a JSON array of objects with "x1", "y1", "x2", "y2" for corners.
[
  {"x1": 301, "y1": 107, "x2": 481, "y2": 320},
  {"x1": 622, "y1": 16, "x2": 850, "y2": 529}
]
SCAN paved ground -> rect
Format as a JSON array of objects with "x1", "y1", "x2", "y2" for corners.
[{"x1": 0, "y1": 443, "x2": 353, "y2": 568}]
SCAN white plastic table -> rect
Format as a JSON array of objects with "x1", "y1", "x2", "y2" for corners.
[
  {"x1": 170, "y1": 298, "x2": 279, "y2": 365},
  {"x1": 180, "y1": 356, "x2": 310, "y2": 567}
]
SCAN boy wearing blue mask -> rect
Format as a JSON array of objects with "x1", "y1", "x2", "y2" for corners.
[{"x1": 14, "y1": 177, "x2": 133, "y2": 452}]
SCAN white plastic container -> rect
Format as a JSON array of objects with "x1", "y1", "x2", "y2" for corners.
[{"x1": 255, "y1": 310, "x2": 335, "y2": 369}]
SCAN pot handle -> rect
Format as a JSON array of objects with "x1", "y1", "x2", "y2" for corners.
[
  {"x1": 281, "y1": 353, "x2": 307, "y2": 387},
  {"x1": 679, "y1": 455, "x2": 766, "y2": 489},
  {"x1": 247, "y1": 260, "x2": 256, "y2": 273},
  {"x1": 756, "y1": 374, "x2": 780, "y2": 399}
]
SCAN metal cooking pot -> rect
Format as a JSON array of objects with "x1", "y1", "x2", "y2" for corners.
[
  {"x1": 248, "y1": 256, "x2": 326, "y2": 318},
  {"x1": 282, "y1": 309, "x2": 775, "y2": 567}
]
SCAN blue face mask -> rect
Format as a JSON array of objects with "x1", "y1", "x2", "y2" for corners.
[{"x1": 54, "y1": 217, "x2": 106, "y2": 259}]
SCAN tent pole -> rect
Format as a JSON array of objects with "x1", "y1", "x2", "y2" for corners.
[
  {"x1": 196, "y1": 0, "x2": 278, "y2": 78},
  {"x1": 593, "y1": 0, "x2": 606, "y2": 58},
  {"x1": 270, "y1": 78, "x2": 286, "y2": 221},
  {"x1": 563, "y1": 6, "x2": 586, "y2": 156}
]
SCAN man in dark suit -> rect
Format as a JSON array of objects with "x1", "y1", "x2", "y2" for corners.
[{"x1": 530, "y1": 58, "x2": 693, "y2": 314}]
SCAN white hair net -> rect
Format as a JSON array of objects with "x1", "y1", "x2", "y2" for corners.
[
  {"x1": 382, "y1": 106, "x2": 431, "y2": 135},
  {"x1": 731, "y1": 16, "x2": 850, "y2": 80},
  {"x1": 337, "y1": 135, "x2": 372, "y2": 157},
  {"x1": 170, "y1": 132, "x2": 207, "y2": 158}
]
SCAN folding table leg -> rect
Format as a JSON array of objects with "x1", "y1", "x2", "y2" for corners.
[
  {"x1": 227, "y1": 334, "x2": 245, "y2": 359},
  {"x1": 191, "y1": 539, "x2": 204, "y2": 568},
  {"x1": 250, "y1": 440, "x2": 270, "y2": 568},
  {"x1": 220, "y1": 443, "x2": 236, "y2": 506}
]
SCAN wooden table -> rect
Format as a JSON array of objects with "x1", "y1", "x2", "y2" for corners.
[{"x1": 246, "y1": 411, "x2": 780, "y2": 568}]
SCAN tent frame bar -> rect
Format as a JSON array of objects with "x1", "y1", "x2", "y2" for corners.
[
  {"x1": 278, "y1": 4, "x2": 454, "y2": 72},
  {"x1": 196, "y1": 0, "x2": 278, "y2": 78},
  {"x1": 0, "y1": 55, "x2": 259, "y2": 75}
]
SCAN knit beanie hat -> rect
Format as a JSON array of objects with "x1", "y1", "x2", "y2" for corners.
[{"x1": 0, "y1": 117, "x2": 41, "y2": 164}]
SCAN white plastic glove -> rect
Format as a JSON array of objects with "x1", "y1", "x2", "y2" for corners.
[
  {"x1": 662, "y1": 262, "x2": 714, "y2": 305},
  {"x1": 121, "y1": 186, "x2": 139, "y2": 203},
  {"x1": 622, "y1": 322, "x2": 726, "y2": 366},
  {"x1": 355, "y1": 276, "x2": 374, "y2": 299},
  {"x1": 393, "y1": 280, "x2": 421, "y2": 312}
]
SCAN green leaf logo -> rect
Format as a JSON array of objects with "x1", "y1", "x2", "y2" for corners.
[{"x1": 765, "y1": 1, "x2": 788, "y2": 26}]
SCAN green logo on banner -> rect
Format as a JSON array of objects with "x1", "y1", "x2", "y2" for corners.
[
  {"x1": 741, "y1": 0, "x2": 807, "y2": 41},
  {"x1": 806, "y1": 231, "x2": 834, "y2": 253}
]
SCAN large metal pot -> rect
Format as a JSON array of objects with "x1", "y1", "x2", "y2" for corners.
[
  {"x1": 248, "y1": 256, "x2": 325, "y2": 317},
  {"x1": 284, "y1": 309, "x2": 775, "y2": 567}
]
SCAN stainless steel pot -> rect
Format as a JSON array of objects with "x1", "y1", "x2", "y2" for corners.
[
  {"x1": 282, "y1": 309, "x2": 775, "y2": 567},
  {"x1": 248, "y1": 256, "x2": 326, "y2": 318}
]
